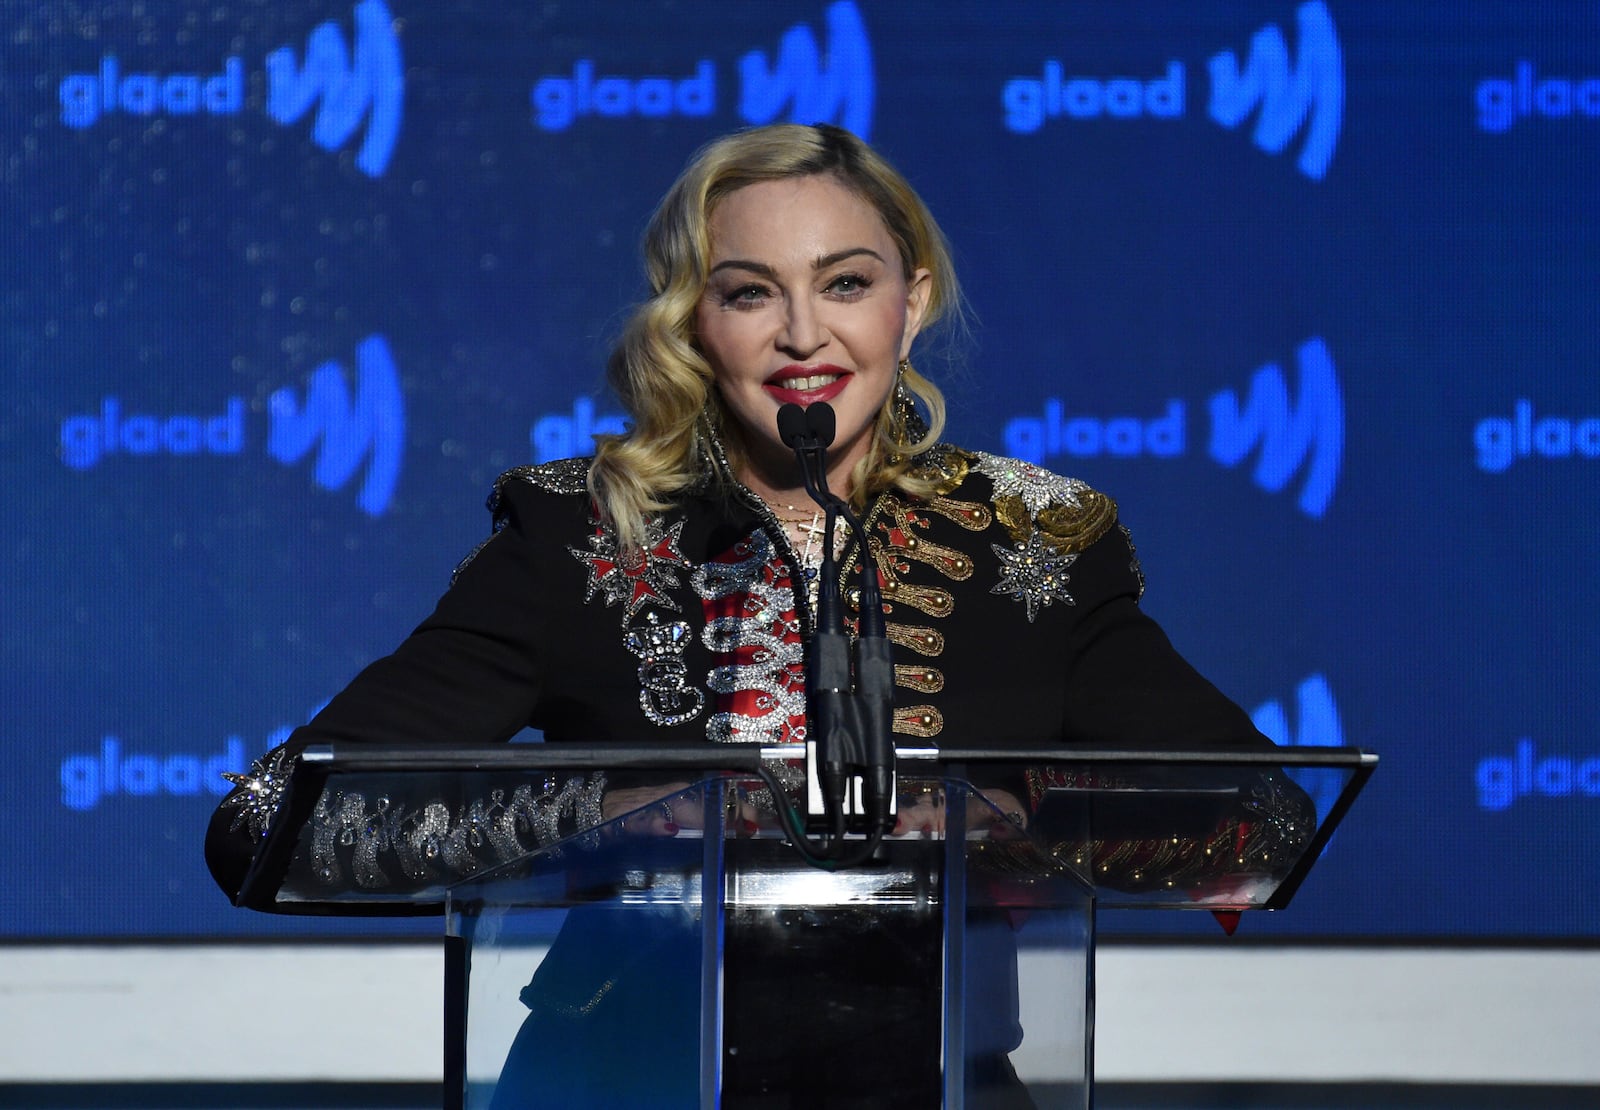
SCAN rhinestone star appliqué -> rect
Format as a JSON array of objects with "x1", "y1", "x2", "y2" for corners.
[
  {"x1": 991, "y1": 531, "x2": 1078, "y2": 622},
  {"x1": 218, "y1": 745, "x2": 298, "y2": 839},
  {"x1": 570, "y1": 517, "x2": 690, "y2": 624},
  {"x1": 973, "y1": 452, "x2": 1088, "y2": 513}
]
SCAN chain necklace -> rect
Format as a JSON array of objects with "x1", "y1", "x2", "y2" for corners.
[
  {"x1": 770, "y1": 503, "x2": 825, "y2": 561},
  {"x1": 764, "y1": 500, "x2": 847, "y2": 616}
]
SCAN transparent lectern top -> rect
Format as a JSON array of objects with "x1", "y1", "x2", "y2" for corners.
[{"x1": 237, "y1": 743, "x2": 1372, "y2": 916}]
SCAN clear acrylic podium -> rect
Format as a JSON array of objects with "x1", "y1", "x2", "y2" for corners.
[{"x1": 235, "y1": 742, "x2": 1374, "y2": 1109}]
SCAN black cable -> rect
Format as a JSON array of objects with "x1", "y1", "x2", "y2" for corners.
[{"x1": 755, "y1": 764, "x2": 885, "y2": 870}]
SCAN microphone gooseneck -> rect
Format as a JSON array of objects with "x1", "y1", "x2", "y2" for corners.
[{"x1": 770, "y1": 402, "x2": 896, "y2": 867}]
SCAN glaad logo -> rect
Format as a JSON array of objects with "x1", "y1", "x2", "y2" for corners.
[
  {"x1": 1002, "y1": 1, "x2": 1342, "y2": 180},
  {"x1": 56, "y1": 0, "x2": 403, "y2": 178},
  {"x1": 1477, "y1": 61, "x2": 1600, "y2": 133},
  {"x1": 739, "y1": 0, "x2": 874, "y2": 137},
  {"x1": 1002, "y1": 61, "x2": 1183, "y2": 127},
  {"x1": 57, "y1": 57, "x2": 243, "y2": 128},
  {"x1": 1001, "y1": 338, "x2": 1342, "y2": 519},
  {"x1": 60, "y1": 725, "x2": 298, "y2": 811},
  {"x1": 531, "y1": 61, "x2": 714, "y2": 131},
  {"x1": 268, "y1": 334, "x2": 405, "y2": 517},
  {"x1": 1252, "y1": 674, "x2": 1341, "y2": 749},
  {"x1": 1207, "y1": 0, "x2": 1342, "y2": 180},
  {"x1": 1208, "y1": 337, "x2": 1343, "y2": 518},
  {"x1": 60, "y1": 732, "x2": 267, "y2": 812},
  {"x1": 531, "y1": 397, "x2": 627, "y2": 464},
  {"x1": 59, "y1": 398, "x2": 246, "y2": 469},
  {"x1": 530, "y1": 1, "x2": 874, "y2": 138},
  {"x1": 1251, "y1": 673, "x2": 1342, "y2": 819},
  {"x1": 58, "y1": 334, "x2": 404, "y2": 516},
  {"x1": 1473, "y1": 400, "x2": 1600, "y2": 473},
  {"x1": 1476, "y1": 739, "x2": 1600, "y2": 812},
  {"x1": 264, "y1": 0, "x2": 404, "y2": 177},
  {"x1": 1003, "y1": 399, "x2": 1186, "y2": 460}
]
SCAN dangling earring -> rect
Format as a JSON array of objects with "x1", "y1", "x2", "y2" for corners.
[{"x1": 894, "y1": 358, "x2": 929, "y2": 448}]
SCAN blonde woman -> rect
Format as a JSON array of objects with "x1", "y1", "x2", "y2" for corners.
[{"x1": 210, "y1": 124, "x2": 1283, "y2": 1107}]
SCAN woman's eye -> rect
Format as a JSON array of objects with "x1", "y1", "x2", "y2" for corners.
[
  {"x1": 828, "y1": 273, "x2": 871, "y2": 297},
  {"x1": 724, "y1": 284, "x2": 769, "y2": 308}
]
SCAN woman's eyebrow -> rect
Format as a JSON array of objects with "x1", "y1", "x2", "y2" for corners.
[
  {"x1": 708, "y1": 247, "x2": 885, "y2": 279},
  {"x1": 708, "y1": 258, "x2": 776, "y2": 279},
  {"x1": 814, "y1": 247, "x2": 885, "y2": 269}
]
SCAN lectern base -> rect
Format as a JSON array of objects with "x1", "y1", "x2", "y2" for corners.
[{"x1": 448, "y1": 782, "x2": 1092, "y2": 1110}]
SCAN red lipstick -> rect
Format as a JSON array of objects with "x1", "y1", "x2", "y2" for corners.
[{"x1": 762, "y1": 364, "x2": 851, "y2": 406}]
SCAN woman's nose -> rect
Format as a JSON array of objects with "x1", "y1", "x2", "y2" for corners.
[{"x1": 778, "y1": 297, "x2": 828, "y2": 357}]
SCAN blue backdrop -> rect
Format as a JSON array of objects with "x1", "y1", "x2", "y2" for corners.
[{"x1": 6, "y1": 0, "x2": 1597, "y2": 937}]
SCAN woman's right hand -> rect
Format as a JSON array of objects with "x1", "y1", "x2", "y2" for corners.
[
  {"x1": 601, "y1": 782, "x2": 694, "y2": 835},
  {"x1": 601, "y1": 782, "x2": 768, "y2": 836}
]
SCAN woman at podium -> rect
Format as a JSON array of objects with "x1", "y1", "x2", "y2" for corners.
[{"x1": 208, "y1": 123, "x2": 1296, "y2": 1108}]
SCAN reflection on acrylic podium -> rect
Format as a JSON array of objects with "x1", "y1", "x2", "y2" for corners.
[{"x1": 236, "y1": 742, "x2": 1374, "y2": 1108}]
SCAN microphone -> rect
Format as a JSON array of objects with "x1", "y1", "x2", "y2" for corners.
[
  {"x1": 803, "y1": 402, "x2": 835, "y2": 449},
  {"x1": 777, "y1": 402, "x2": 845, "y2": 645},
  {"x1": 777, "y1": 404, "x2": 850, "y2": 841},
  {"x1": 775, "y1": 402, "x2": 895, "y2": 845},
  {"x1": 776, "y1": 403, "x2": 812, "y2": 451},
  {"x1": 776, "y1": 400, "x2": 836, "y2": 451}
]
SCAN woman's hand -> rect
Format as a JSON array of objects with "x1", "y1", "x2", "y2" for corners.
[
  {"x1": 601, "y1": 782, "x2": 693, "y2": 835},
  {"x1": 892, "y1": 786, "x2": 1029, "y2": 839},
  {"x1": 600, "y1": 783, "x2": 765, "y2": 836}
]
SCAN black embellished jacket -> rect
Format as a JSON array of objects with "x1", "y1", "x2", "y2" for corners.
[{"x1": 206, "y1": 446, "x2": 1271, "y2": 898}]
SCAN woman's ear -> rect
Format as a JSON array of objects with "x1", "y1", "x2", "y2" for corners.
[{"x1": 900, "y1": 267, "x2": 933, "y2": 360}]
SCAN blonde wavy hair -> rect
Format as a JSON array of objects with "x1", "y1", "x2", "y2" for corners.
[{"x1": 589, "y1": 124, "x2": 963, "y2": 551}]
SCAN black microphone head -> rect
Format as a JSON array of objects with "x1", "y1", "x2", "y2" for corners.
[
  {"x1": 776, "y1": 403, "x2": 809, "y2": 448},
  {"x1": 804, "y1": 402, "x2": 836, "y2": 448}
]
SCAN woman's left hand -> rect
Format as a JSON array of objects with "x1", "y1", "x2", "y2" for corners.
[{"x1": 892, "y1": 786, "x2": 1029, "y2": 838}]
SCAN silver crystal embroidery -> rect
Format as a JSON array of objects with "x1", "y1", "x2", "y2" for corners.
[
  {"x1": 973, "y1": 451, "x2": 1089, "y2": 513},
  {"x1": 497, "y1": 457, "x2": 591, "y2": 497},
  {"x1": 569, "y1": 516, "x2": 689, "y2": 624},
  {"x1": 1118, "y1": 523, "x2": 1146, "y2": 599},
  {"x1": 991, "y1": 530, "x2": 1078, "y2": 622},
  {"x1": 624, "y1": 612, "x2": 706, "y2": 726},
  {"x1": 692, "y1": 531, "x2": 808, "y2": 745},
  {"x1": 306, "y1": 774, "x2": 609, "y2": 890}
]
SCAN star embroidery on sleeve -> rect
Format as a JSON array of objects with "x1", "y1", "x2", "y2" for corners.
[
  {"x1": 991, "y1": 531, "x2": 1078, "y2": 622},
  {"x1": 218, "y1": 745, "x2": 298, "y2": 839},
  {"x1": 569, "y1": 517, "x2": 690, "y2": 623}
]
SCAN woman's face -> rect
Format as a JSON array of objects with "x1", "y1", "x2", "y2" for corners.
[{"x1": 696, "y1": 174, "x2": 930, "y2": 487}]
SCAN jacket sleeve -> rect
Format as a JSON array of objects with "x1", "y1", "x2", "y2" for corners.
[
  {"x1": 204, "y1": 481, "x2": 557, "y2": 901},
  {"x1": 1056, "y1": 522, "x2": 1271, "y2": 751},
  {"x1": 1031, "y1": 522, "x2": 1318, "y2": 892}
]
